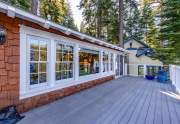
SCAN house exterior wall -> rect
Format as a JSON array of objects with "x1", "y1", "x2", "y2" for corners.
[
  {"x1": 124, "y1": 40, "x2": 163, "y2": 76},
  {"x1": 124, "y1": 40, "x2": 144, "y2": 49},
  {"x1": 0, "y1": 13, "x2": 120, "y2": 113}
]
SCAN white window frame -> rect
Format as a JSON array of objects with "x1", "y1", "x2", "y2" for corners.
[
  {"x1": 78, "y1": 46, "x2": 101, "y2": 77},
  {"x1": 110, "y1": 53, "x2": 114, "y2": 72},
  {"x1": 20, "y1": 25, "x2": 117, "y2": 99},
  {"x1": 102, "y1": 51, "x2": 109, "y2": 73},
  {"x1": 55, "y1": 40, "x2": 75, "y2": 84},
  {"x1": 27, "y1": 35, "x2": 50, "y2": 89}
]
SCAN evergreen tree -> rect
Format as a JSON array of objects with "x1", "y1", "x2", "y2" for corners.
[
  {"x1": 40, "y1": 0, "x2": 67, "y2": 23},
  {"x1": 80, "y1": 21, "x2": 86, "y2": 33},
  {"x1": 123, "y1": 0, "x2": 143, "y2": 42},
  {"x1": 80, "y1": 0, "x2": 115, "y2": 39},
  {"x1": 79, "y1": 0, "x2": 142, "y2": 44},
  {"x1": 62, "y1": 1, "x2": 78, "y2": 30},
  {"x1": 4, "y1": 0, "x2": 31, "y2": 11},
  {"x1": 156, "y1": 0, "x2": 180, "y2": 64},
  {"x1": 40, "y1": 0, "x2": 77, "y2": 31},
  {"x1": 139, "y1": 2, "x2": 158, "y2": 48}
]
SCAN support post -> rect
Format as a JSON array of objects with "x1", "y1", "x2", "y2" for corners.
[
  {"x1": 74, "y1": 44, "x2": 79, "y2": 81},
  {"x1": 100, "y1": 50, "x2": 103, "y2": 74},
  {"x1": 144, "y1": 64, "x2": 147, "y2": 78}
]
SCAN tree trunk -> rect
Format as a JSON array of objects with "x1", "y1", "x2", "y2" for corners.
[
  {"x1": 97, "y1": 16, "x2": 102, "y2": 38},
  {"x1": 118, "y1": 0, "x2": 124, "y2": 47},
  {"x1": 97, "y1": 0, "x2": 102, "y2": 38},
  {"x1": 31, "y1": 0, "x2": 39, "y2": 15}
]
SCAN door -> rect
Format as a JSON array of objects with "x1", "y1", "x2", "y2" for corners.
[
  {"x1": 138, "y1": 65, "x2": 144, "y2": 77},
  {"x1": 115, "y1": 54, "x2": 123, "y2": 78}
]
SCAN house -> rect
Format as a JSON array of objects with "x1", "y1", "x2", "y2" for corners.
[
  {"x1": 0, "y1": 2, "x2": 128, "y2": 112},
  {"x1": 124, "y1": 39, "x2": 163, "y2": 77}
]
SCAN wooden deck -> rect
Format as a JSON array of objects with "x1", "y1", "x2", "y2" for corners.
[{"x1": 18, "y1": 77, "x2": 180, "y2": 124}]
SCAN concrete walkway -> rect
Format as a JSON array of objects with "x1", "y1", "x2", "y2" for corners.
[{"x1": 18, "y1": 77, "x2": 180, "y2": 124}]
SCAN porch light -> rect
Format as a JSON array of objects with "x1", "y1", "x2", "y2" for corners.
[{"x1": 0, "y1": 26, "x2": 7, "y2": 45}]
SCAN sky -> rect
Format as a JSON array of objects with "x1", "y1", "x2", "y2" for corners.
[{"x1": 68, "y1": 0, "x2": 83, "y2": 29}]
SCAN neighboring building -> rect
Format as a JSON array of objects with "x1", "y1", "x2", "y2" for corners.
[
  {"x1": 0, "y1": 2, "x2": 128, "y2": 112},
  {"x1": 124, "y1": 39, "x2": 163, "y2": 77}
]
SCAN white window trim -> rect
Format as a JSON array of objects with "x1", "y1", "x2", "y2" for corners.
[
  {"x1": 102, "y1": 51, "x2": 109, "y2": 73},
  {"x1": 54, "y1": 40, "x2": 75, "y2": 84},
  {"x1": 109, "y1": 53, "x2": 114, "y2": 72},
  {"x1": 20, "y1": 25, "x2": 118, "y2": 99},
  {"x1": 27, "y1": 35, "x2": 50, "y2": 90},
  {"x1": 78, "y1": 45, "x2": 101, "y2": 78}
]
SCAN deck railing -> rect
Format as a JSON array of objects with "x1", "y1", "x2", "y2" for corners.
[{"x1": 170, "y1": 65, "x2": 180, "y2": 93}]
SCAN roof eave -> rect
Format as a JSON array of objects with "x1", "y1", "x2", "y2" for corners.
[{"x1": 0, "y1": 2, "x2": 129, "y2": 53}]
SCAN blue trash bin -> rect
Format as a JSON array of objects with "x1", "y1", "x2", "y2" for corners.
[{"x1": 157, "y1": 70, "x2": 168, "y2": 83}]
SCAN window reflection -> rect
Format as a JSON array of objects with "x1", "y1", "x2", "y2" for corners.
[
  {"x1": 103, "y1": 52, "x2": 109, "y2": 72},
  {"x1": 79, "y1": 48, "x2": 99, "y2": 76},
  {"x1": 29, "y1": 38, "x2": 47, "y2": 85},
  {"x1": 56, "y1": 42, "x2": 74, "y2": 81},
  {"x1": 110, "y1": 53, "x2": 113, "y2": 71}
]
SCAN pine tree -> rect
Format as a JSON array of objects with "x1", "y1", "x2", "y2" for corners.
[
  {"x1": 62, "y1": 1, "x2": 78, "y2": 30},
  {"x1": 80, "y1": 21, "x2": 86, "y2": 33},
  {"x1": 80, "y1": 0, "x2": 115, "y2": 39},
  {"x1": 4, "y1": 0, "x2": 31, "y2": 11},
  {"x1": 156, "y1": 0, "x2": 180, "y2": 64},
  {"x1": 40, "y1": 0, "x2": 67, "y2": 23},
  {"x1": 40, "y1": 0, "x2": 77, "y2": 31},
  {"x1": 79, "y1": 0, "x2": 142, "y2": 44},
  {"x1": 123, "y1": 0, "x2": 142, "y2": 42},
  {"x1": 139, "y1": 2, "x2": 158, "y2": 48}
]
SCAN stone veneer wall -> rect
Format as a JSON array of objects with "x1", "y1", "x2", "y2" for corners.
[{"x1": 0, "y1": 13, "x2": 114, "y2": 113}]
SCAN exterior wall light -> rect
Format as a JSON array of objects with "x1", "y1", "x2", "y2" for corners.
[{"x1": 0, "y1": 26, "x2": 7, "y2": 45}]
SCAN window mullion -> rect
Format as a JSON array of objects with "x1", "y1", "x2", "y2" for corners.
[
  {"x1": 100, "y1": 50, "x2": 103, "y2": 74},
  {"x1": 38, "y1": 41, "x2": 40, "y2": 84}
]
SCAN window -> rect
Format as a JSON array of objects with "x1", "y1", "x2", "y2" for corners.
[
  {"x1": 29, "y1": 36, "x2": 48, "y2": 85},
  {"x1": 138, "y1": 65, "x2": 144, "y2": 77},
  {"x1": 103, "y1": 52, "x2": 109, "y2": 72},
  {"x1": 79, "y1": 48, "x2": 99, "y2": 76},
  {"x1": 56, "y1": 42, "x2": 74, "y2": 80},
  {"x1": 147, "y1": 66, "x2": 161, "y2": 76},
  {"x1": 110, "y1": 53, "x2": 113, "y2": 71}
]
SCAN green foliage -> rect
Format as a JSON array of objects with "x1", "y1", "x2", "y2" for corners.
[
  {"x1": 40, "y1": 0, "x2": 66, "y2": 23},
  {"x1": 62, "y1": 2, "x2": 78, "y2": 30},
  {"x1": 123, "y1": 0, "x2": 143, "y2": 42},
  {"x1": 2, "y1": 0, "x2": 77, "y2": 31},
  {"x1": 155, "y1": 0, "x2": 180, "y2": 64},
  {"x1": 80, "y1": 0, "x2": 142, "y2": 44},
  {"x1": 3, "y1": 0, "x2": 31, "y2": 11},
  {"x1": 40, "y1": 0, "x2": 77, "y2": 30},
  {"x1": 139, "y1": 2, "x2": 158, "y2": 48},
  {"x1": 80, "y1": 0, "x2": 115, "y2": 39}
]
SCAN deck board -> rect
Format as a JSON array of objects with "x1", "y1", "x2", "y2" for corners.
[
  {"x1": 17, "y1": 77, "x2": 180, "y2": 124},
  {"x1": 144, "y1": 83, "x2": 157, "y2": 124}
]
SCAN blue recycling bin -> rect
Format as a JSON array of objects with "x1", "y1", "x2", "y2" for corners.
[
  {"x1": 157, "y1": 70, "x2": 168, "y2": 83},
  {"x1": 145, "y1": 75, "x2": 155, "y2": 80}
]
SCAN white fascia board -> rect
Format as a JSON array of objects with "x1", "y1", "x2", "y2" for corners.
[{"x1": 0, "y1": 2, "x2": 128, "y2": 53}]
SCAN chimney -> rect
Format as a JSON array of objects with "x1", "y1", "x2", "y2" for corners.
[{"x1": 31, "y1": 0, "x2": 40, "y2": 16}]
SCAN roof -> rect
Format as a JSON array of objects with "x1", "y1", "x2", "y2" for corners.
[
  {"x1": 0, "y1": 1, "x2": 128, "y2": 53},
  {"x1": 136, "y1": 48, "x2": 155, "y2": 57},
  {"x1": 124, "y1": 37, "x2": 148, "y2": 48}
]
